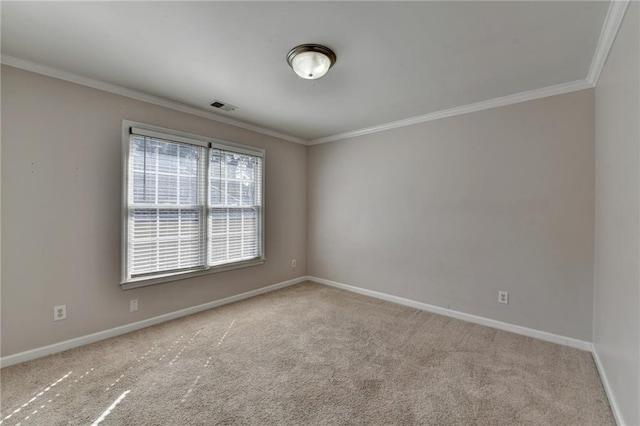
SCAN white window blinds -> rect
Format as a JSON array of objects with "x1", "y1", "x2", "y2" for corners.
[{"x1": 124, "y1": 124, "x2": 264, "y2": 284}]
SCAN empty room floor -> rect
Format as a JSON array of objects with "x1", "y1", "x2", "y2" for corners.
[{"x1": 0, "y1": 282, "x2": 613, "y2": 425}]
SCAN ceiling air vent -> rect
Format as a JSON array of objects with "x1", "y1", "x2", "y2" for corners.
[{"x1": 209, "y1": 99, "x2": 238, "y2": 112}]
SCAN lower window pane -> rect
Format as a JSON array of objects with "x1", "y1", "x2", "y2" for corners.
[
  {"x1": 208, "y1": 207, "x2": 260, "y2": 266},
  {"x1": 130, "y1": 208, "x2": 204, "y2": 276}
]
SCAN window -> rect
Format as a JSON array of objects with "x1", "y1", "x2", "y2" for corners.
[{"x1": 121, "y1": 122, "x2": 264, "y2": 288}]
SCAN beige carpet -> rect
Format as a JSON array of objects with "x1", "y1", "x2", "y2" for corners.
[{"x1": 1, "y1": 282, "x2": 613, "y2": 425}]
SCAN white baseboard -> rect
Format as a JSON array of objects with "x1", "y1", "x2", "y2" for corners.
[
  {"x1": 0, "y1": 276, "x2": 307, "y2": 368},
  {"x1": 592, "y1": 346, "x2": 625, "y2": 426},
  {"x1": 307, "y1": 276, "x2": 593, "y2": 352},
  {"x1": 4, "y1": 275, "x2": 618, "y2": 421}
]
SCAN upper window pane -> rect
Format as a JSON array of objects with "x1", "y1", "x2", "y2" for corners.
[
  {"x1": 209, "y1": 149, "x2": 261, "y2": 207},
  {"x1": 131, "y1": 137, "x2": 202, "y2": 205}
]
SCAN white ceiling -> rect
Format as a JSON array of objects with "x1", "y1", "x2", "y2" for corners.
[{"x1": 1, "y1": 1, "x2": 610, "y2": 143}]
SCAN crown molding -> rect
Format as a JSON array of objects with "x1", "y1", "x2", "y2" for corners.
[
  {"x1": 309, "y1": 79, "x2": 593, "y2": 145},
  {"x1": 0, "y1": 54, "x2": 308, "y2": 145},
  {"x1": 5, "y1": 0, "x2": 623, "y2": 151},
  {"x1": 586, "y1": 0, "x2": 630, "y2": 86}
]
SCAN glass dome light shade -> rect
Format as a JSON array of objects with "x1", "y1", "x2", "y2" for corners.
[
  {"x1": 287, "y1": 44, "x2": 336, "y2": 80},
  {"x1": 291, "y1": 51, "x2": 331, "y2": 79}
]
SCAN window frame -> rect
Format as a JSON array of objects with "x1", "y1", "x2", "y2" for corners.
[{"x1": 121, "y1": 120, "x2": 265, "y2": 290}]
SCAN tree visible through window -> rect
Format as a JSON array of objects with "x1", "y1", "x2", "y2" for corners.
[{"x1": 122, "y1": 123, "x2": 264, "y2": 285}]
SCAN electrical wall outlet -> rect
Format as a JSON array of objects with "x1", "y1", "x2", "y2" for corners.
[
  {"x1": 54, "y1": 305, "x2": 67, "y2": 321},
  {"x1": 498, "y1": 290, "x2": 509, "y2": 305},
  {"x1": 130, "y1": 299, "x2": 138, "y2": 312},
  {"x1": 291, "y1": 259, "x2": 297, "y2": 269}
]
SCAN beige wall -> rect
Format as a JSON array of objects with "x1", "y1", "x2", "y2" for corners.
[
  {"x1": 1, "y1": 66, "x2": 308, "y2": 357},
  {"x1": 1, "y1": 47, "x2": 621, "y2": 375},
  {"x1": 593, "y1": 3, "x2": 640, "y2": 425},
  {"x1": 308, "y1": 89, "x2": 595, "y2": 341}
]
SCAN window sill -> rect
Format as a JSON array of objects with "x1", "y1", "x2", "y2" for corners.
[{"x1": 120, "y1": 258, "x2": 266, "y2": 290}]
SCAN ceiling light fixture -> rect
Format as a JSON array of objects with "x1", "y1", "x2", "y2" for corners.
[{"x1": 287, "y1": 44, "x2": 336, "y2": 80}]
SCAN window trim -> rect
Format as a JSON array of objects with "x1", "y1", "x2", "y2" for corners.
[{"x1": 120, "y1": 120, "x2": 266, "y2": 289}]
